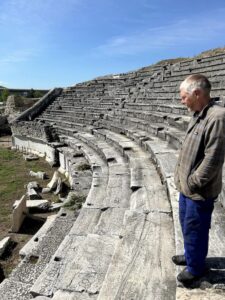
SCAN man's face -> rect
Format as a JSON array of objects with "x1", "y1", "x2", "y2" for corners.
[{"x1": 180, "y1": 88, "x2": 198, "y2": 112}]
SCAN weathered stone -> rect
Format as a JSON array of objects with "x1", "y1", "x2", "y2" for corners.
[
  {"x1": 27, "y1": 181, "x2": 40, "y2": 190},
  {"x1": 54, "y1": 177, "x2": 63, "y2": 195},
  {"x1": 27, "y1": 187, "x2": 42, "y2": 200},
  {"x1": 29, "y1": 170, "x2": 47, "y2": 180},
  {"x1": 98, "y1": 211, "x2": 176, "y2": 300},
  {"x1": 49, "y1": 203, "x2": 63, "y2": 211},
  {"x1": 11, "y1": 195, "x2": 28, "y2": 233},
  {"x1": 0, "y1": 237, "x2": 11, "y2": 257},
  {"x1": 41, "y1": 187, "x2": 51, "y2": 194},
  {"x1": 0, "y1": 279, "x2": 32, "y2": 300},
  {"x1": 20, "y1": 214, "x2": 57, "y2": 257},
  {"x1": 23, "y1": 154, "x2": 39, "y2": 161},
  {"x1": 47, "y1": 171, "x2": 59, "y2": 190},
  {"x1": 13, "y1": 200, "x2": 50, "y2": 210},
  {"x1": 52, "y1": 290, "x2": 97, "y2": 299}
]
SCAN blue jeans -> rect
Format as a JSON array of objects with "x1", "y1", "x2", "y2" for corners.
[{"x1": 179, "y1": 193, "x2": 215, "y2": 276}]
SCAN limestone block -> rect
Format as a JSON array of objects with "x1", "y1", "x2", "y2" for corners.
[
  {"x1": 41, "y1": 187, "x2": 51, "y2": 194},
  {"x1": 27, "y1": 187, "x2": 42, "y2": 200},
  {"x1": 0, "y1": 279, "x2": 32, "y2": 300},
  {"x1": 49, "y1": 203, "x2": 63, "y2": 212},
  {"x1": 0, "y1": 237, "x2": 11, "y2": 257},
  {"x1": 11, "y1": 195, "x2": 28, "y2": 233},
  {"x1": 52, "y1": 290, "x2": 97, "y2": 300},
  {"x1": 27, "y1": 181, "x2": 40, "y2": 191},
  {"x1": 13, "y1": 200, "x2": 49, "y2": 210},
  {"x1": 47, "y1": 171, "x2": 59, "y2": 190},
  {"x1": 20, "y1": 214, "x2": 57, "y2": 257},
  {"x1": 29, "y1": 170, "x2": 47, "y2": 180},
  {"x1": 23, "y1": 154, "x2": 39, "y2": 161},
  {"x1": 98, "y1": 211, "x2": 176, "y2": 300},
  {"x1": 54, "y1": 178, "x2": 63, "y2": 195}
]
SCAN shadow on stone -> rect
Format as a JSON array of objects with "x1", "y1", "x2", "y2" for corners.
[
  {"x1": 206, "y1": 256, "x2": 225, "y2": 269},
  {"x1": 18, "y1": 215, "x2": 45, "y2": 235},
  {"x1": 0, "y1": 240, "x2": 17, "y2": 261},
  {"x1": 181, "y1": 257, "x2": 225, "y2": 289}
]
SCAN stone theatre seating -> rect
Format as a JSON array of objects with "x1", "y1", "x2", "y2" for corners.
[{"x1": 2, "y1": 50, "x2": 225, "y2": 299}]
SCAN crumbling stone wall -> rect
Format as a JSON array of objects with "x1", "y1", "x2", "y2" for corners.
[{"x1": 11, "y1": 121, "x2": 52, "y2": 142}]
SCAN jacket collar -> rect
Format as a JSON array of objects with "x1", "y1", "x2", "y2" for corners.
[{"x1": 186, "y1": 99, "x2": 215, "y2": 134}]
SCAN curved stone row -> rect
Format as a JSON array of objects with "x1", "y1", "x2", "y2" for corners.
[
  {"x1": 29, "y1": 131, "x2": 176, "y2": 299},
  {"x1": 6, "y1": 50, "x2": 225, "y2": 299}
]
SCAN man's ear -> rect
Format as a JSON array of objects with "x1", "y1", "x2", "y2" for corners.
[{"x1": 194, "y1": 89, "x2": 201, "y2": 99}]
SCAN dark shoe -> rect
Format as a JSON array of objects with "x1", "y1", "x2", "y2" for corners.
[
  {"x1": 172, "y1": 255, "x2": 187, "y2": 266},
  {"x1": 177, "y1": 267, "x2": 200, "y2": 284}
]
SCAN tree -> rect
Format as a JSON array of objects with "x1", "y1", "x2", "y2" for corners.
[{"x1": 0, "y1": 89, "x2": 10, "y2": 102}]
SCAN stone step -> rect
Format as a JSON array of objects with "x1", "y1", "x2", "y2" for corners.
[
  {"x1": 19, "y1": 214, "x2": 57, "y2": 258},
  {"x1": 98, "y1": 210, "x2": 176, "y2": 300},
  {"x1": 0, "y1": 279, "x2": 32, "y2": 300},
  {"x1": 145, "y1": 134, "x2": 225, "y2": 296},
  {"x1": 93, "y1": 129, "x2": 171, "y2": 213},
  {"x1": 31, "y1": 233, "x2": 119, "y2": 297},
  {"x1": 0, "y1": 209, "x2": 76, "y2": 299},
  {"x1": 73, "y1": 132, "x2": 131, "y2": 209}
]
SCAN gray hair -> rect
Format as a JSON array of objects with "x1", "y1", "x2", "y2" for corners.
[{"x1": 180, "y1": 74, "x2": 211, "y2": 95}]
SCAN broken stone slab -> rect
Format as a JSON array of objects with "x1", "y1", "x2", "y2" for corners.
[
  {"x1": 47, "y1": 171, "x2": 59, "y2": 190},
  {"x1": 29, "y1": 170, "x2": 47, "y2": 180},
  {"x1": 23, "y1": 154, "x2": 39, "y2": 161},
  {"x1": 27, "y1": 187, "x2": 42, "y2": 200},
  {"x1": 27, "y1": 181, "x2": 40, "y2": 191},
  {"x1": 42, "y1": 187, "x2": 51, "y2": 194},
  {"x1": 54, "y1": 178, "x2": 63, "y2": 195},
  {"x1": 13, "y1": 200, "x2": 50, "y2": 210},
  {"x1": 11, "y1": 195, "x2": 28, "y2": 233},
  {"x1": 49, "y1": 203, "x2": 63, "y2": 212},
  {"x1": 0, "y1": 237, "x2": 11, "y2": 257}
]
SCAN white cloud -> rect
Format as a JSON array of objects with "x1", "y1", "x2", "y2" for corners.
[{"x1": 94, "y1": 13, "x2": 225, "y2": 56}]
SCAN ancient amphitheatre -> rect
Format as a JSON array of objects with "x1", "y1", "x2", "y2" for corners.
[{"x1": 1, "y1": 48, "x2": 225, "y2": 299}]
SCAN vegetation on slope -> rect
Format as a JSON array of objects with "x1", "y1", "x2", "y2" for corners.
[{"x1": 0, "y1": 143, "x2": 57, "y2": 276}]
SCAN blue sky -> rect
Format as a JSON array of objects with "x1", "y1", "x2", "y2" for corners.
[{"x1": 0, "y1": 0, "x2": 225, "y2": 89}]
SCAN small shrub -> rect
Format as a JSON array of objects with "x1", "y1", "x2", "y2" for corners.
[{"x1": 63, "y1": 193, "x2": 86, "y2": 210}]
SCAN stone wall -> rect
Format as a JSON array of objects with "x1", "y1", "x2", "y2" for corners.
[{"x1": 12, "y1": 88, "x2": 62, "y2": 123}]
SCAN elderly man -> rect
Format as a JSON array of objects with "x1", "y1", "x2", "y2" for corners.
[{"x1": 173, "y1": 74, "x2": 225, "y2": 283}]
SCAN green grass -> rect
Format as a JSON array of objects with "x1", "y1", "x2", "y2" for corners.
[{"x1": 0, "y1": 147, "x2": 56, "y2": 240}]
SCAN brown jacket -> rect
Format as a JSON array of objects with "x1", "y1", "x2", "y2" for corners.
[{"x1": 174, "y1": 101, "x2": 225, "y2": 200}]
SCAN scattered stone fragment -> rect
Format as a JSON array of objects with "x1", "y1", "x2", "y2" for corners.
[
  {"x1": 27, "y1": 181, "x2": 40, "y2": 191},
  {"x1": 49, "y1": 203, "x2": 63, "y2": 211},
  {"x1": 29, "y1": 170, "x2": 47, "y2": 180},
  {"x1": 27, "y1": 187, "x2": 42, "y2": 200},
  {"x1": 13, "y1": 200, "x2": 50, "y2": 210},
  {"x1": 11, "y1": 195, "x2": 28, "y2": 233},
  {"x1": 54, "y1": 178, "x2": 63, "y2": 195},
  {"x1": 47, "y1": 171, "x2": 59, "y2": 190},
  {"x1": 23, "y1": 154, "x2": 39, "y2": 161},
  {"x1": 0, "y1": 237, "x2": 11, "y2": 257},
  {"x1": 42, "y1": 187, "x2": 51, "y2": 194}
]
